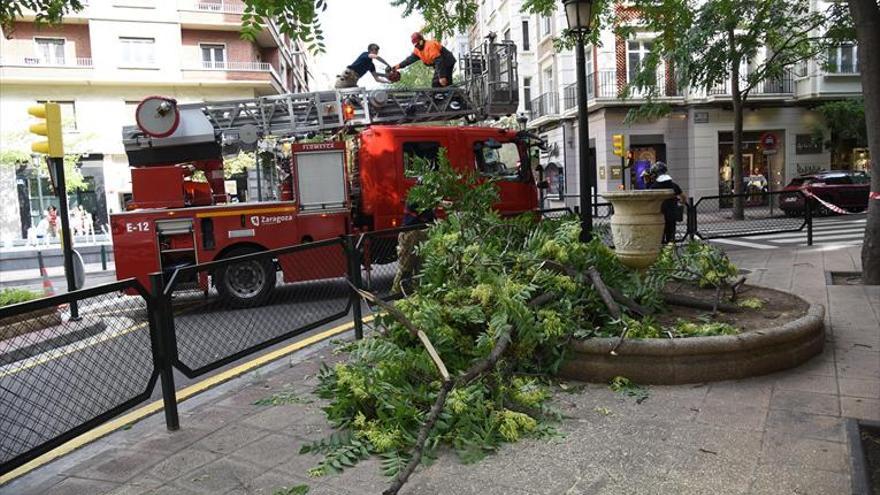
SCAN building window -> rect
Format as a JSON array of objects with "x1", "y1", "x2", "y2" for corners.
[
  {"x1": 543, "y1": 66, "x2": 554, "y2": 93},
  {"x1": 523, "y1": 76, "x2": 532, "y2": 111},
  {"x1": 34, "y1": 38, "x2": 65, "y2": 65},
  {"x1": 827, "y1": 44, "x2": 858, "y2": 74},
  {"x1": 119, "y1": 37, "x2": 156, "y2": 67},
  {"x1": 542, "y1": 16, "x2": 552, "y2": 38},
  {"x1": 200, "y1": 43, "x2": 226, "y2": 69},
  {"x1": 37, "y1": 100, "x2": 76, "y2": 130},
  {"x1": 521, "y1": 20, "x2": 530, "y2": 51},
  {"x1": 627, "y1": 40, "x2": 654, "y2": 83}
]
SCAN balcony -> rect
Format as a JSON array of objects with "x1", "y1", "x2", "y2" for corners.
[
  {"x1": 192, "y1": 0, "x2": 245, "y2": 13},
  {"x1": 0, "y1": 57, "x2": 94, "y2": 82},
  {"x1": 178, "y1": 0, "x2": 245, "y2": 28},
  {"x1": 530, "y1": 92, "x2": 559, "y2": 120},
  {"x1": 707, "y1": 70, "x2": 794, "y2": 97},
  {"x1": 181, "y1": 60, "x2": 286, "y2": 94}
]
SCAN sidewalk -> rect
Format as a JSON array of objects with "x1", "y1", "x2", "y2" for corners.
[
  {"x1": 2, "y1": 243, "x2": 877, "y2": 495},
  {"x1": 0, "y1": 262, "x2": 115, "y2": 285}
]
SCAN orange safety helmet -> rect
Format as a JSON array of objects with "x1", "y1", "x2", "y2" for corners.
[{"x1": 411, "y1": 32, "x2": 424, "y2": 45}]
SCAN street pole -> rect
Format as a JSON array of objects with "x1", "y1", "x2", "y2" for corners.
[
  {"x1": 52, "y1": 157, "x2": 79, "y2": 319},
  {"x1": 575, "y1": 33, "x2": 593, "y2": 242}
]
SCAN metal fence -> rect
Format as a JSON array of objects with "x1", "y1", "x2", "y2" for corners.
[
  {"x1": 0, "y1": 280, "x2": 158, "y2": 475},
  {"x1": 690, "y1": 190, "x2": 812, "y2": 242}
]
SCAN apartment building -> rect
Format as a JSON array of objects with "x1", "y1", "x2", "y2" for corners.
[
  {"x1": 0, "y1": 0, "x2": 315, "y2": 242},
  {"x1": 462, "y1": 0, "x2": 864, "y2": 206}
]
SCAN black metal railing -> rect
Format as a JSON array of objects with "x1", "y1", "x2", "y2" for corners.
[
  {"x1": 159, "y1": 238, "x2": 352, "y2": 377},
  {"x1": 529, "y1": 92, "x2": 559, "y2": 119},
  {"x1": 690, "y1": 190, "x2": 811, "y2": 241},
  {"x1": 0, "y1": 279, "x2": 161, "y2": 475}
]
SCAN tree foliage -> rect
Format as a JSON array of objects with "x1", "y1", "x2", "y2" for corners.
[{"x1": 0, "y1": 0, "x2": 83, "y2": 34}]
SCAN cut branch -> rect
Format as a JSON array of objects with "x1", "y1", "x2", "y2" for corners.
[
  {"x1": 586, "y1": 267, "x2": 622, "y2": 320},
  {"x1": 606, "y1": 286, "x2": 652, "y2": 317},
  {"x1": 349, "y1": 282, "x2": 450, "y2": 381},
  {"x1": 662, "y1": 292, "x2": 743, "y2": 313}
]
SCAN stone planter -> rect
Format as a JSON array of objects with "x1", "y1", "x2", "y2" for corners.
[
  {"x1": 600, "y1": 190, "x2": 672, "y2": 269},
  {"x1": 558, "y1": 300, "x2": 825, "y2": 385}
]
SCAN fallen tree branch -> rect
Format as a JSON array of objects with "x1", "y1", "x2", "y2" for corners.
[
  {"x1": 606, "y1": 286, "x2": 652, "y2": 317},
  {"x1": 349, "y1": 282, "x2": 450, "y2": 381},
  {"x1": 662, "y1": 292, "x2": 743, "y2": 313},
  {"x1": 729, "y1": 276, "x2": 747, "y2": 302},
  {"x1": 384, "y1": 325, "x2": 514, "y2": 495},
  {"x1": 586, "y1": 267, "x2": 622, "y2": 320}
]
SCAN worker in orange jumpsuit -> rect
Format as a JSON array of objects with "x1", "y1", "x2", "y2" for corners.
[{"x1": 393, "y1": 32, "x2": 456, "y2": 87}]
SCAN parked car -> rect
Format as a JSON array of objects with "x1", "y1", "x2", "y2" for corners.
[{"x1": 779, "y1": 170, "x2": 871, "y2": 216}]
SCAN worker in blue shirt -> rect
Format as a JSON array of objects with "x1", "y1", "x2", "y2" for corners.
[{"x1": 335, "y1": 43, "x2": 393, "y2": 88}]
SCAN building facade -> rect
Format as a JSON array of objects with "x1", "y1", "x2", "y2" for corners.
[
  {"x1": 0, "y1": 0, "x2": 314, "y2": 243},
  {"x1": 459, "y1": 0, "x2": 864, "y2": 207}
]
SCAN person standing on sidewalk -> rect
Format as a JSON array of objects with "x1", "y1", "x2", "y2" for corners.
[
  {"x1": 46, "y1": 205, "x2": 59, "y2": 239},
  {"x1": 649, "y1": 162, "x2": 687, "y2": 244}
]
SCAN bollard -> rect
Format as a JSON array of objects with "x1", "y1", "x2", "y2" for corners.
[
  {"x1": 345, "y1": 236, "x2": 364, "y2": 340},
  {"x1": 100, "y1": 244, "x2": 107, "y2": 271},
  {"x1": 805, "y1": 195, "x2": 813, "y2": 246}
]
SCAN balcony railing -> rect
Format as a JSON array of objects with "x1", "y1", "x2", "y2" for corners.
[
  {"x1": 562, "y1": 70, "x2": 623, "y2": 110},
  {"x1": 708, "y1": 70, "x2": 793, "y2": 96},
  {"x1": 193, "y1": 0, "x2": 245, "y2": 13},
  {"x1": 825, "y1": 64, "x2": 859, "y2": 75},
  {"x1": 530, "y1": 92, "x2": 559, "y2": 120},
  {"x1": 0, "y1": 57, "x2": 93, "y2": 68},
  {"x1": 190, "y1": 61, "x2": 274, "y2": 71}
]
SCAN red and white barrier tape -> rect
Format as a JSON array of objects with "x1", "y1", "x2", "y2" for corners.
[
  {"x1": 870, "y1": 191, "x2": 880, "y2": 200},
  {"x1": 799, "y1": 187, "x2": 854, "y2": 215}
]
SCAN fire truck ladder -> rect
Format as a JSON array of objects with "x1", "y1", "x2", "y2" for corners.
[{"x1": 123, "y1": 37, "x2": 518, "y2": 159}]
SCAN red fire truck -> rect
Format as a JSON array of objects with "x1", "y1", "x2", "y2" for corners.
[{"x1": 110, "y1": 38, "x2": 542, "y2": 306}]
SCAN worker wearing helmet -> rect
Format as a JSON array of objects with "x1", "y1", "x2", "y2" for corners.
[
  {"x1": 335, "y1": 43, "x2": 393, "y2": 88},
  {"x1": 393, "y1": 32, "x2": 456, "y2": 87}
]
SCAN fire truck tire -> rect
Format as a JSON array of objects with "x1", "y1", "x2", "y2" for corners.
[{"x1": 215, "y1": 247, "x2": 276, "y2": 308}]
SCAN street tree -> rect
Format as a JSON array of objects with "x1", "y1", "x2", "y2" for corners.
[
  {"x1": 842, "y1": 0, "x2": 880, "y2": 284},
  {"x1": 622, "y1": 0, "x2": 828, "y2": 220}
]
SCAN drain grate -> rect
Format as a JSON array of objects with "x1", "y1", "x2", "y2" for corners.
[
  {"x1": 848, "y1": 418, "x2": 880, "y2": 495},
  {"x1": 826, "y1": 271, "x2": 866, "y2": 286}
]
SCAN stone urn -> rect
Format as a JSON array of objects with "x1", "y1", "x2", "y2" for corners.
[{"x1": 600, "y1": 190, "x2": 672, "y2": 269}]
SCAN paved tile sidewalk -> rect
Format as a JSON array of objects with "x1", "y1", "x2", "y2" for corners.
[{"x1": 2, "y1": 244, "x2": 877, "y2": 495}]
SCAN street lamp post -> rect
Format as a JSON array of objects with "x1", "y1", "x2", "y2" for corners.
[{"x1": 563, "y1": 0, "x2": 596, "y2": 242}]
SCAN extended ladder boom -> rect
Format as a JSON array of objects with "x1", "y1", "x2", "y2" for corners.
[{"x1": 125, "y1": 38, "x2": 518, "y2": 165}]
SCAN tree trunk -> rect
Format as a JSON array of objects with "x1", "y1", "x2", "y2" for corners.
[
  {"x1": 849, "y1": 0, "x2": 880, "y2": 284},
  {"x1": 729, "y1": 30, "x2": 745, "y2": 220}
]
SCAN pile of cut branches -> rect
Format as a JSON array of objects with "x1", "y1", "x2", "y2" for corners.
[{"x1": 301, "y1": 151, "x2": 742, "y2": 493}]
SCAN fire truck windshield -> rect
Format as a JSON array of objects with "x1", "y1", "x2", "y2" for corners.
[{"x1": 476, "y1": 141, "x2": 523, "y2": 180}]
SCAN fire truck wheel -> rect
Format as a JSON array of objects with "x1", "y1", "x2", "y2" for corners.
[{"x1": 215, "y1": 247, "x2": 275, "y2": 308}]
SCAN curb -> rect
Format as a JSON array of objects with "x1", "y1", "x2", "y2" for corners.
[
  {"x1": 559, "y1": 295, "x2": 825, "y2": 385},
  {"x1": 0, "y1": 317, "x2": 107, "y2": 368}
]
